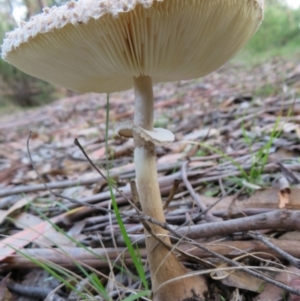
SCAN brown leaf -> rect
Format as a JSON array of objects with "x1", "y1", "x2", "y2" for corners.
[
  {"x1": 255, "y1": 266, "x2": 300, "y2": 301},
  {"x1": 213, "y1": 268, "x2": 264, "y2": 292},
  {"x1": 0, "y1": 198, "x2": 30, "y2": 224},
  {"x1": 0, "y1": 274, "x2": 14, "y2": 301},
  {"x1": 0, "y1": 207, "x2": 82, "y2": 261},
  {"x1": 290, "y1": 279, "x2": 300, "y2": 301}
]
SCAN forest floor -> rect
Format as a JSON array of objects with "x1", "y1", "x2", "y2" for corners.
[{"x1": 1, "y1": 54, "x2": 300, "y2": 301}]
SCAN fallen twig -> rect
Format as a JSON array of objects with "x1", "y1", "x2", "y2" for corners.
[{"x1": 249, "y1": 231, "x2": 300, "y2": 268}]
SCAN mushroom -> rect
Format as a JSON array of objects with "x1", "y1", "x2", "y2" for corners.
[{"x1": 1, "y1": 0, "x2": 264, "y2": 300}]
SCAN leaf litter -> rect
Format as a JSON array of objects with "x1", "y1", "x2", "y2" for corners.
[{"x1": 0, "y1": 56, "x2": 300, "y2": 300}]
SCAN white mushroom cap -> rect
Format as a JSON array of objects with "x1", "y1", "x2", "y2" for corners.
[{"x1": 1, "y1": 0, "x2": 263, "y2": 93}]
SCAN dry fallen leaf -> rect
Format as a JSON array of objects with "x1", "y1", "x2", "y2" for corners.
[
  {"x1": 12, "y1": 212, "x2": 78, "y2": 247},
  {"x1": 0, "y1": 207, "x2": 82, "y2": 261},
  {"x1": 279, "y1": 231, "x2": 300, "y2": 241},
  {"x1": 0, "y1": 274, "x2": 13, "y2": 301},
  {"x1": 255, "y1": 266, "x2": 300, "y2": 301},
  {"x1": 213, "y1": 268, "x2": 265, "y2": 293},
  {"x1": 290, "y1": 278, "x2": 300, "y2": 301},
  {"x1": 0, "y1": 198, "x2": 30, "y2": 224}
]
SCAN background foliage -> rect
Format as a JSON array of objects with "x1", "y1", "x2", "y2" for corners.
[
  {"x1": 247, "y1": 0, "x2": 300, "y2": 53},
  {"x1": 0, "y1": 0, "x2": 66, "y2": 108},
  {"x1": 0, "y1": 0, "x2": 299, "y2": 107}
]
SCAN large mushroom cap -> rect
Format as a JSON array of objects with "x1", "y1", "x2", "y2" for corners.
[{"x1": 1, "y1": 0, "x2": 263, "y2": 93}]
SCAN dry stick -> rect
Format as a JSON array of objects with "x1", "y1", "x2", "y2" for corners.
[
  {"x1": 143, "y1": 215, "x2": 300, "y2": 297},
  {"x1": 113, "y1": 210, "x2": 299, "y2": 245},
  {"x1": 189, "y1": 147, "x2": 261, "y2": 162},
  {"x1": 5, "y1": 240, "x2": 300, "y2": 269},
  {"x1": 249, "y1": 231, "x2": 300, "y2": 268},
  {"x1": 0, "y1": 176, "x2": 104, "y2": 198},
  {"x1": 0, "y1": 141, "x2": 277, "y2": 199},
  {"x1": 192, "y1": 184, "x2": 241, "y2": 223},
  {"x1": 142, "y1": 217, "x2": 213, "y2": 269},
  {"x1": 2, "y1": 159, "x2": 299, "y2": 200},
  {"x1": 26, "y1": 133, "x2": 138, "y2": 285},
  {"x1": 189, "y1": 151, "x2": 253, "y2": 175},
  {"x1": 126, "y1": 210, "x2": 300, "y2": 296},
  {"x1": 181, "y1": 161, "x2": 218, "y2": 222},
  {"x1": 74, "y1": 138, "x2": 144, "y2": 218},
  {"x1": 74, "y1": 138, "x2": 131, "y2": 203},
  {"x1": 188, "y1": 162, "x2": 300, "y2": 190},
  {"x1": 129, "y1": 180, "x2": 214, "y2": 270},
  {"x1": 130, "y1": 177, "x2": 212, "y2": 296},
  {"x1": 85, "y1": 205, "x2": 272, "y2": 235},
  {"x1": 75, "y1": 203, "x2": 274, "y2": 231},
  {"x1": 138, "y1": 204, "x2": 300, "y2": 294},
  {"x1": 62, "y1": 170, "x2": 182, "y2": 211},
  {"x1": 220, "y1": 109, "x2": 265, "y2": 133},
  {"x1": 6, "y1": 279, "x2": 64, "y2": 301},
  {"x1": 218, "y1": 178, "x2": 226, "y2": 197},
  {"x1": 0, "y1": 160, "x2": 179, "y2": 198},
  {"x1": 26, "y1": 132, "x2": 124, "y2": 216},
  {"x1": 163, "y1": 179, "x2": 180, "y2": 210},
  {"x1": 130, "y1": 180, "x2": 142, "y2": 211},
  {"x1": 74, "y1": 136, "x2": 300, "y2": 296},
  {"x1": 174, "y1": 210, "x2": 300, "y2": 240},
  {"x1": 278, "y1": 176, "x2": 291, "y2": 192},
  {"x1": 277, "y1": 162, "x2": 300, "y2": 184}
]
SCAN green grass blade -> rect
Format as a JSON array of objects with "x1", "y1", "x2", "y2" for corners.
[{"x1": 123, "y1": 290, "x2": 151, "y2": 301}]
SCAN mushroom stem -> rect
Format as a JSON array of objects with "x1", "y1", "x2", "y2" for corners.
[
  {"x1": 133, "y1": 75, "x2": 154, "y2": 131},
  {"x1": 133, "y1": 76, "x2": 207, "y2": 301}
]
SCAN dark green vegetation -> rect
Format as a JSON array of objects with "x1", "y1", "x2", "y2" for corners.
[
  {"x1": 0, "y1": 0, "x2": 299, "y2": 108},
  {"x1": 0, "y1": 0, "x2": 66, "y2": 110},
  {"x1": 0, "y1": 59, "x2": 55, "y2": 107}
]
